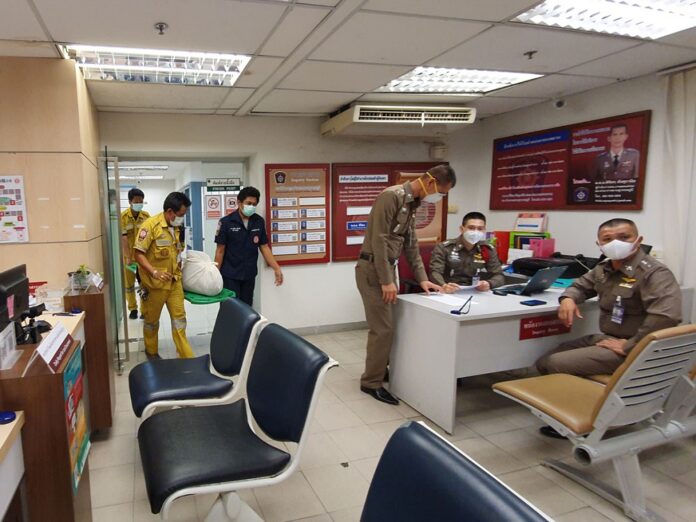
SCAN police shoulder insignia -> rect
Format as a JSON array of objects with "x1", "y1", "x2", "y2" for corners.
[{"x1": 138, "y1": 229, "x2": 148, "y2": 240}]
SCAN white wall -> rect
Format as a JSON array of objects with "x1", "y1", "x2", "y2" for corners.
[
  {"x1": 447, "y1": 74, "x2": 667, "y2": 259},
  {"x1": 100, "y1": 114, "x2": 431, "y2": 328},
  {"x1": 137, "y1": 179, "x2": 176, "y2": 216}
]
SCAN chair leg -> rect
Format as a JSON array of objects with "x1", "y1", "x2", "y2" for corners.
[
  {"x1": 204, "y1": 493, "x2": 263, "y2": 522},
  {"x1": 542, "y1": 458, "x2": 664, "y2": 522}
]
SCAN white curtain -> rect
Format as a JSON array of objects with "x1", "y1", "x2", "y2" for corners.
[{"x1": 662, "y1": 67, "x2": 696, "y2": 322}]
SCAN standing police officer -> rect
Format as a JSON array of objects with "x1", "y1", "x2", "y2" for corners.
[
  {"x1": 430, "y1": 211, "x2": 504, "y2": 292},
  {"x1": 134, "y1": 192, "x2": 194, "y2": 360},
  {"x1": 121, "y1": 188, "x2": 150, "y2": 319},
  {"x1": 214, "y1": 186, "x2": 283, "y2": 307},
  {"x1": 356, "y1": 165, "x2": 456, "y2": 405}
]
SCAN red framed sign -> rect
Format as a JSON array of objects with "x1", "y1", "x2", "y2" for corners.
[
  {"x1": 332, "y1": 162, "x2": 448, "y2": 261},
  {"x1": 490, "y1": 111, "x2": 650, "y2": 211},
  {"x1": 265, "y1": 164, "x2": 330, "y2": 265}
]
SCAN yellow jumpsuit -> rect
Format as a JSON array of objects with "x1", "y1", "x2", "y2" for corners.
[
  {"x1": 120, "y1": 207, "x2": 150, "y2": 313},
  {"x1": 133, "y1": 213, "x2": 193, "y2": 359}
]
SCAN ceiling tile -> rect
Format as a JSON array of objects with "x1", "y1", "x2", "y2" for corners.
[
  {"x1": 358, "y1": 93, "x2": 481, "y2": 104},
  {"x1": 279, "y1": 61, "x2": 410, "y2": 92},
  {"x1": 564, "y1": 43, "x2": 696, "y2": 79},
  {"x1": 0, "y1": 40, "x2": 58, "y2": 57},
  {"x1": 87, "y1": 81, "x2": 229, "y2": 110},
  {"x1": 0, "y1": 0, "x2": 47, "y2": 41},
  {"x1": 260, "y1": 6, "x2": 330, "y2": 57},
  {"x1": 309, "y1": 11, "x2": 490, "y2": 65},
  {"x1": 218, "y1": 87, "x2": 256, "y2": 109},
  {"x1": 470, "y1": 96, "x2": 543, "y2": 117},
  {"x1": 430, "y1": 24, "x2": 639, "y2": 73},
  {"x1": 33, "y1": 0, "x2": 286, "y2": 54},
  {"x1": 236, "y1": 56, "x2": 284, "y2": 88},
  {"x1": 98, "y1": 107, "x2": 216, "y2": 114},
  {"x1": 253, "y1": 89, "x2": 358, "y2": 113},
  {"x1": 362, "y1": 0, "x2": 539, "y2": 22},
  {"x1": 495, "y1": 74, "x2": 616, "y2": 98},
  {"x1": 658, "y1": 27, "x2": 696, "y2": 50}
]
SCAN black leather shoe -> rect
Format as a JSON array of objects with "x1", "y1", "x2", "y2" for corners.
[
  {"x1": 361, "y1": 386, "x2": 399, "y2": 405},
  {"x1": 129, "y1": 310, "x2": 138, "y2": 319},
  {"x1": 539, "y1": 426, "x2": 565, "y2": 439}
]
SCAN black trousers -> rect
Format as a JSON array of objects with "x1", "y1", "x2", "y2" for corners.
[{"x1": 222, "y1": 276, "x2": 256, "y2": 307}]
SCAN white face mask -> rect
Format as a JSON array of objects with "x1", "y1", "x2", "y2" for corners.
[
  {"x1": 170, "y1": 215, "x2": 185, "y2": 227},
  {"x1": 423, "y1": 192, "x2": 444, "y2": 204},
  {"x1": 463, "y1": 230, "x2": 486, "y2": 244},
  {"x1": 599, "y1": 239, "x2": 636, "y2": 260}
]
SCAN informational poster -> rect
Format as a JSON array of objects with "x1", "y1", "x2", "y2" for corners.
[
  {"x1": 265, "y1": 164, "x2": 330, "y2": 265},
  {"x1": 490, "y1": 111, "x2": 650, "y2": 210},
  {"x1": 205, "y1": 194, "x2": 223, "y2": 220},
  {"x1": 0, "y1": 175, "x2": 29, "y2": 243},
  {"x1": 332, "y1": 163, "x2": 446, "y2": 261},
  {"x1": 224, "y1": 194, "x2": 238, "y2": 215},
  {"x1": 63, "y1": 345, "x2": 90, "y2": 493}
]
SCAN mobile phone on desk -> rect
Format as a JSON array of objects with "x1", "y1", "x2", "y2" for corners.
[{"x1": 520, "y1": 299, "x2": 547, "y2": 306}]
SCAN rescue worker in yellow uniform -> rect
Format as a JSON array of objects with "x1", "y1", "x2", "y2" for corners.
[
  {"x1": 134, "y1": 192, "x2": 194, "y2": 360},
  {"x1": 120, "y1": 188, "x2": 150, "y2": 319}
]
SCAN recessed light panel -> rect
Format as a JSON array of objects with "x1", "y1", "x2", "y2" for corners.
[
  {"x1": 375, "y1": 67, "x2": 542, "y2": 95},
  {"x1": 514, "y1": 0, "x2": 696, "y2": 40},
  {"x1": 62, "y1": 45, "x2": 251, "y2": 87}
]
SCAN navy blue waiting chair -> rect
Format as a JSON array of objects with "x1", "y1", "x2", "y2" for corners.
[
  {"x1": 137, "y1": 323, "x2": 337, "y2": 520},
  {"x1": 361, "y1": 421, "x2": 551, "y2": 522},
  {"x1": 129, "y1": 297, "x2": 266, "y2": 419}
]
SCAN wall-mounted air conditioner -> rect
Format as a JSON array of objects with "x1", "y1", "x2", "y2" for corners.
[{"x1": 320, "y1": 105, "x2": 476, "y2": 138}]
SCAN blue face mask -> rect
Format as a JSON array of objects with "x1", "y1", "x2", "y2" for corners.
[
  {"x1": 131, "y1": 203, "x2": 144, "y2": 212},
  {"x1": 242, "y1": 205, "x2": 256, "y2": 217}
]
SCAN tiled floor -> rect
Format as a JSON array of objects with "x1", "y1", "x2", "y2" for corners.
[{"x1": 92, "y1": 304, "x2": 696, "y2": 521}]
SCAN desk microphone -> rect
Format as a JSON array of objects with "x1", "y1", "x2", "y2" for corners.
[{"x1": 451, "y1": 296, "x2": 473, "y2": 315}]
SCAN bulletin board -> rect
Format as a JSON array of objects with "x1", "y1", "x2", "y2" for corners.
[
  {"x1": 490, "y1": 111, "x2": 650, "y2": 211},
  {"x1": 331, "y1": 162, "x2": 448, "y2": 261},
  {"x1": 265, "y1": 164, "x2": 330, "y2": 265}
]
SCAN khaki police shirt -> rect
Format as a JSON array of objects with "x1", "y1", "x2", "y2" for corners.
[
  {"x1": 429, "y1": 236, "x2": 504, "y2": 288},
  {"x1": 561, "y1": 249, "x2": 681, "y2": 352},
  {"x1": 360, "y1": 182, "x2": 427, "y2": 286},
  {"x1": 593, "y1": 149, "x2": 640, "y2": 181},
  {"x1": 133, "y1": 212, "x2": 184, "y2": 291},
  {"x1": 120, "y1": 207, "x2": 150, "y2": 258}
]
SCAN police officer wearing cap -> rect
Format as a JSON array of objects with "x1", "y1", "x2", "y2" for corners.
[
  {"x1": 134, "y1": 191, "x2": 194, "y2": 360},
  {"x1": 214, "y1": 186, "x2": 283, "y2": 307},
  {"x1": 593, "y1": 124, "x2": 640, "y2": 181},
  {"x1": 356, "y1": 164, "x2": 456, "y2": 405},
  {"x1": 430, "y1": 211, "x2": 504, "y2": 293}
]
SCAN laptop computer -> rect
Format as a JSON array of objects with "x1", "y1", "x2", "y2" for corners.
[{"x1": 496, "y1": 266, "x2": 567, "y2": 296}]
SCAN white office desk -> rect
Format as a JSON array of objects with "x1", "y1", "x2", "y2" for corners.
[
  {"x1": 390, "y1": 287, "x2": 693, "y2": 434},
  {"x1": 0, "y1": 410, "x2": 25, "y2": 519}
]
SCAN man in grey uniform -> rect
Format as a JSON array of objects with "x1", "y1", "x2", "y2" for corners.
[
  {"x1": 537, "y1": 218, "x2": 681, "y2": 378},
  {"x1": 356, "y1": 165, "x2": 456, "y2": 404},
  {"x1": 593, "y1": 124, "x2": 640, "y2": 181},
  {"x1": 430, "y1": 211, "x2": 504, "y2": 292}
]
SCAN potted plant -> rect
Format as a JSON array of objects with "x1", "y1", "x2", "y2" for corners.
[{"x1": 68, "y1": 264, "x2": 92, "y2": 292}]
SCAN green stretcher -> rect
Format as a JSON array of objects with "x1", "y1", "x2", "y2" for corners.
[{"x1": 184, "y1": 288, "x2": 236, "y2": 304}]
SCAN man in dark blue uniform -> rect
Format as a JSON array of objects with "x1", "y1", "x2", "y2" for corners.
[{"x1": 214, "y1": 186, "x2": 283, "y2": 306}]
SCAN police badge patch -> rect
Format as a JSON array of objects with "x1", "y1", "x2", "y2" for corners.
[{"x1": 139, "y1": 229, "x2": 147, "y2": 240}]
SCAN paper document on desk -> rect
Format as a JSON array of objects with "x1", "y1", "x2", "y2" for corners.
[{"x1": 426, "y1": 293, "x2": 475, "y2": 307}]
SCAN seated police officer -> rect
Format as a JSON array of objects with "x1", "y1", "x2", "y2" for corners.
[{"x1": 430, "y1": 212, "x2": 504, "y2": 293}]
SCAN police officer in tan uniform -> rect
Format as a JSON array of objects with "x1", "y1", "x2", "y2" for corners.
[
  {"x1": 356, "y1": 165, "x2": 456, "y2": 405},
  {"x1": 121, "y1": 188, "x2": 150, "y2": 319},
  {"x1": 593, "y1": 124, "x2": 640, "y2": 181},
  {"x1": 134, "y1": 192, "x2": 194, "y2": 360},
  {"x1": 537, "y1": 218, "x2": 681, "y2": 380},
  {"x1": 430, "y1": 211, "x2": 504, "y2": 292}
]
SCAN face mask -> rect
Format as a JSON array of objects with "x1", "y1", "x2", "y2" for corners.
[
  {"x1": 131, "y1": 203, "x2": 143, "y2": 212},
  {"x1": 170, "y1": 215, "x2": 185, "y2": 227},
  {"x1": 463, "y1": 230, "x2": 486, "y2": 244},
  {"x1": 419, "y1": 172, "x2": 445, "y2": 204},
  {"x1": 242, "y1": 205, "x2": 256, "y2": 217},
  {"x1": 599, "y1": 239, "x2": 636, "y2": 260}
]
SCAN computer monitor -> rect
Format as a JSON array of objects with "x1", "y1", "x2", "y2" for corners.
[{"x1": 0, "y1": 264, "x2": 30, "y2": 334}]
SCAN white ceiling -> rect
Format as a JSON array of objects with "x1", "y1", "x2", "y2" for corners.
[{"x1": 3, "y1": 0, "x2": 696, "y2": 118}]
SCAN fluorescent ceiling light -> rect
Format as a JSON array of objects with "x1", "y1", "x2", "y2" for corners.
[
  {"x1": 111, "y1": 165, "x2": 169, "y2": 171},
  {"x1": 118, "y1": 175, "x2": 165, "y2": 180},
  {"x1": 375, "y1": 67, "x2": 542, "y2": 95},
  {"x1": 514, "y1": 0, "x2": 696, "y2": 40},
  {"x1": 61, "y1": 44, "x2": 251, "y2": 87}
]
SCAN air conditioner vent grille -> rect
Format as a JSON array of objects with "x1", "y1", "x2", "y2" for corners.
[{"x1": 357, "y1": 106, "x2": 475, "y2": 124}]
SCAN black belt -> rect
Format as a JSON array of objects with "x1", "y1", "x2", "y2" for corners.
[{"x1": 359, "y1": 252, "x2": 398, "y2": 265}]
